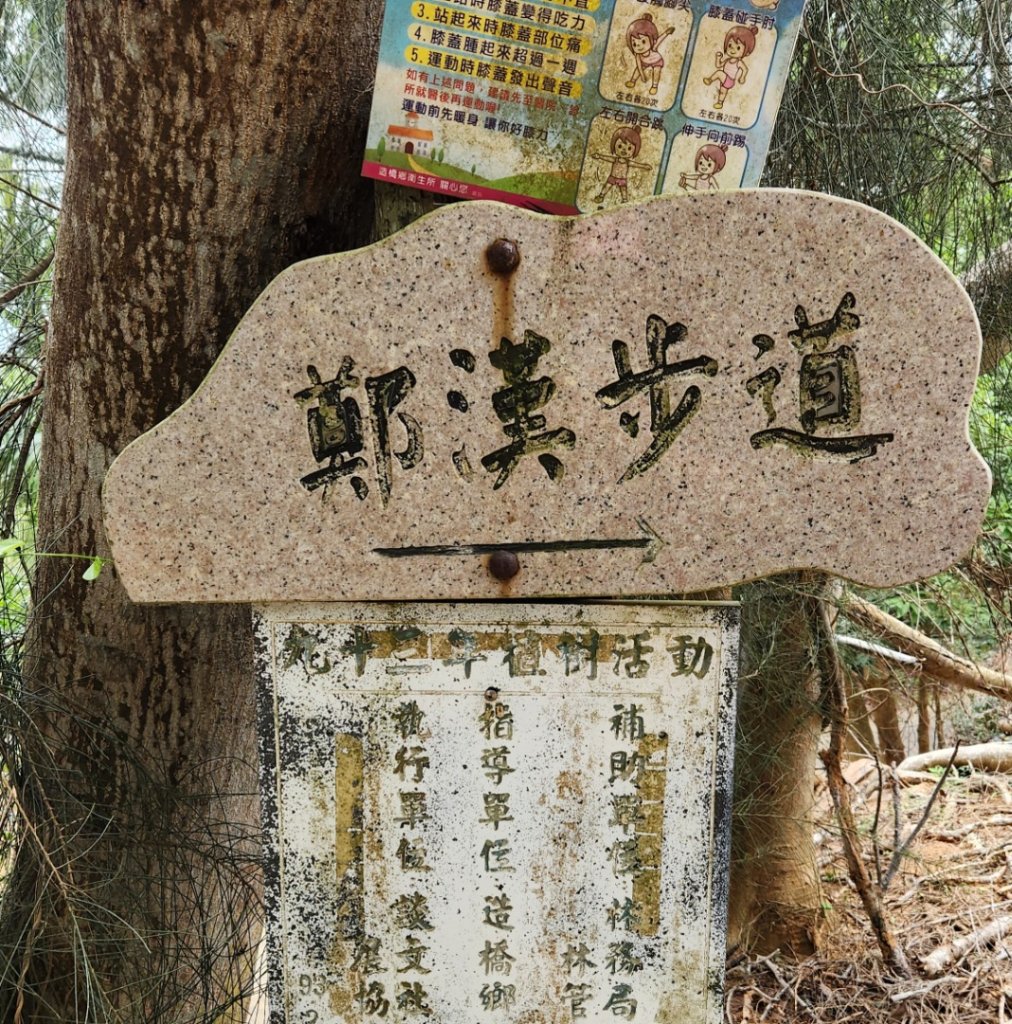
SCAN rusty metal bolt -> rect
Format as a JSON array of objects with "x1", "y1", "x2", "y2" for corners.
[
  {"x1": 484, "y1": 687, "x2": 500, "y2": 702},
  {"x1": 487, "y1": 549, "x2": 520, "y2": 581},
  {"x1": 485, "y1": 238, "x2": 521, "y2": 275}
]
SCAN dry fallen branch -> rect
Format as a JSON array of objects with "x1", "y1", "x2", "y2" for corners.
[
  {"x1": 964, "y1": 775, "x2": 1012, "y2": 805},
  {"x1": 896, "y1": 857, "x2": 1012, "y2": 905},
  {"x1": 931, "y1": 861, "x2": 1009, "y2": 886},
  {"x1": 896, "y1": 770, "x2": 946, "y2": 787},
  {"x1": 900, "y1": 745, "x2": 1012, "y2": 774},
  {"x1": 828, "y1": 757, "x2": 945, "y2": 796},
  {"x1": 753, "y1": 954, "x2": 814, "y2": 1014},
  {"x1": 921, "y1": 914, "x2": 1012, "y2": 976},
  {"x1": 881, "y1": 745, "x2": 959, "y2": 889},
  {"x1": 889, "y1": 974, "x2": 966, "y2": 1002},
  {"x1": 843, "y1": 595, "x2": 1012, "y2": 702},
  {"x1": 927, "y1": 816, "x2": 1012, "y2": 840}
]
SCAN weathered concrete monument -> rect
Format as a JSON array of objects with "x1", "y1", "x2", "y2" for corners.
[
  {"x1": 104, "y1": 191, "x2": 990, "y2": 1023},
  {"x1": 253, "y1": 601, "x2": 737, "y2": 1023}
]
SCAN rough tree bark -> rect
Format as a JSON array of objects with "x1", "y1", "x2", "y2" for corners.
[
  {"x1": 13, "y1": 3, "x2": 382, "y2": 1020},
  {"x1": 728, "y1": 576, "x2": 828, "y2": 956}
]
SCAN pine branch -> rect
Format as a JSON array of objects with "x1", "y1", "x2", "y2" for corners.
[
  {"x1": 0, "y1": 176, "x2": 59, "y2": 213},
  {"x1": 0, "y1": 253, "x2": 54, "y2": 311},
  {"x1": 0, "y1": 144, "x2": 63, "y2": 166},
  {"x1": 0, "y1": 89, "x2": 65, "y2": 135}
]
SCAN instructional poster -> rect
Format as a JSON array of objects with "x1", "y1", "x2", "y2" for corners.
[{"x1": 362, "y1": 0, "x2": 807, "y2": 213}]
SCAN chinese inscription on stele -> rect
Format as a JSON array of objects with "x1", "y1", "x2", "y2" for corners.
[
  {"x1": 255, "y1": 601, "x2": 737, "y2": 1024},
  {"x1": 103, "y1": 190, "x2": 991, "y2": 603}
]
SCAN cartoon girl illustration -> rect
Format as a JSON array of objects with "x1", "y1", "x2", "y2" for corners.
[
  {"x1": 703, "y1": 25, "x2": 758, "y2": 109},
  {"x1": 679, "y1": 143, "x2": 728, "y2": 192},
  {"x1": 624, "y1": 13, "x2": 675, "y2": 96},
  {"x1": 591, "y1": 125, "x2": 651, "y2": 204}
]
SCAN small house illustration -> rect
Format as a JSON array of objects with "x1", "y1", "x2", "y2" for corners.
[{"x1": 385, "y1": 112, "x2": 435, "y2": 157}]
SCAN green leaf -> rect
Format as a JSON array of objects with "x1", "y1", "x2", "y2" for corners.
[
  {"x1": 82, "y1": 556, "x2": 104, "y2": 581},
  {"x1": 0, "y1": 538, "x2": 24, "y2": 557}
]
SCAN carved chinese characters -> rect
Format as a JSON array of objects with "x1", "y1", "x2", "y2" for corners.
[
  {"x1": 295, "y1": 362, "x2": 424, "y2": 504},
  {"x1": 255, "y1": 602, "x2": 736, "y2": 1024},
  {"x1": 746, "y1": 293, "x2": 894, "y2": 460},
  {"x1": 596, "y1": 313, "x2": 718, "y2": 481},
  {"x1": 104, "y1": 191, "x2": 990, "y2": 602}
]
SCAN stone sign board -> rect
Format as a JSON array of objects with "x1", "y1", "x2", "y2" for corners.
[
  {"x1": 97, "y1": 189, "x2": 993, "y2": 1024},
  {"x1": 255, "y1": 600, "x2": 737, "y2": 1024},
  {"x1": 103, "y1": 190, "x2": 990, "y2": 605}
]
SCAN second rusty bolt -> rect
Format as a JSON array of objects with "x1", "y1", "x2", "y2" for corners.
[{"x1": 487, "y1": 550, "x2": 520, "y2": 582}]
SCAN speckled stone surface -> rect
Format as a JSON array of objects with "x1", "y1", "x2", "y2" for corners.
[{"x1": 103, "y1": 190, "x2": 991, "y2": 603}]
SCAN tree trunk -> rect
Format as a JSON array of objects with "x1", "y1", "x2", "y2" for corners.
[
  {"x1": 728, "y1": 576, "x2": 827, "y2": 956},
  {"x1": 12, "y1": 3, "x2": 382, "y2": 1020},
  {"x1": 867, "y1": 672, "x2": 906, "y2": 765},
  {"x1": 917, "y1": 677, "x2": 932, "y2": 754},
  {"x1": 846, "y1": 668, "x2": 878, "y2": 758}
]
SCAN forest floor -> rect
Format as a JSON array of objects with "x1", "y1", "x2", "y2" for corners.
[{"x1": 725, "y1": 760, "x2": 1012, "y2": 1023}]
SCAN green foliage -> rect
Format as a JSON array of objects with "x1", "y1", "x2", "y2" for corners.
[
  {"x1": 769, "y1": 0, "x2": 1012, "y2": 277},
  {"x1": 0, "y1": 0, "x2": 64, "y2": 643},
  {"x1": 0, "y1": 0, "x2": 65, "y2": 116},
  {"x1": 972, "y1": 351, "x2": 1012, "y2": 530},
  {"x1": 947, "y1": 692, "x2": 1008, "y2": 743},
  {"x1": 0, "y1": 540, "x2": 104, "y2": 580},
  {"x1": 82, "y1": 556, "x2": 104, "y2": 580}
]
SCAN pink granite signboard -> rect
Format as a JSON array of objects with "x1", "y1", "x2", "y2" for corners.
[{"x1": 103, "y1": 190, "x2": 991, "y2": 603}]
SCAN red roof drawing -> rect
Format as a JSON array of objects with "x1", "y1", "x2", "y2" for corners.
[{"x1": 387, "y1": 125, "x2": 434, "y2": 141}]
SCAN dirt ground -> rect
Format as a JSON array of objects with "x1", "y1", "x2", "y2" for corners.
[{"x1": 725, "y1": 761, "x2": 1012, "y2": 1023}]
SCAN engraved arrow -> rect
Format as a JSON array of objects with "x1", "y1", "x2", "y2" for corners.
[
  {"x1": 634, "y1": 516, "x2": 665, "y2": 566},
  {"x1": 374, "y1": 518, "x2": 665, "y2": 566}
]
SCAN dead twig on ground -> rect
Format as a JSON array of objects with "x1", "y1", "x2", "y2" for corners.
[
  {"x1": 889, "y1": 974, "x2": 966, "y2": 1001},
  {"x1": 927, "y1": 815, "x2": 1012, "y2": 840},
  {"x1": 754, "y1": 954, "x2": 814, "y2": 1014},
  {"x1": 921, "y1": 914, "x2": 1012, "y2": 976},
  {"x1": 965, "y1": 775, "x2": 1012, "y2": 804}
]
